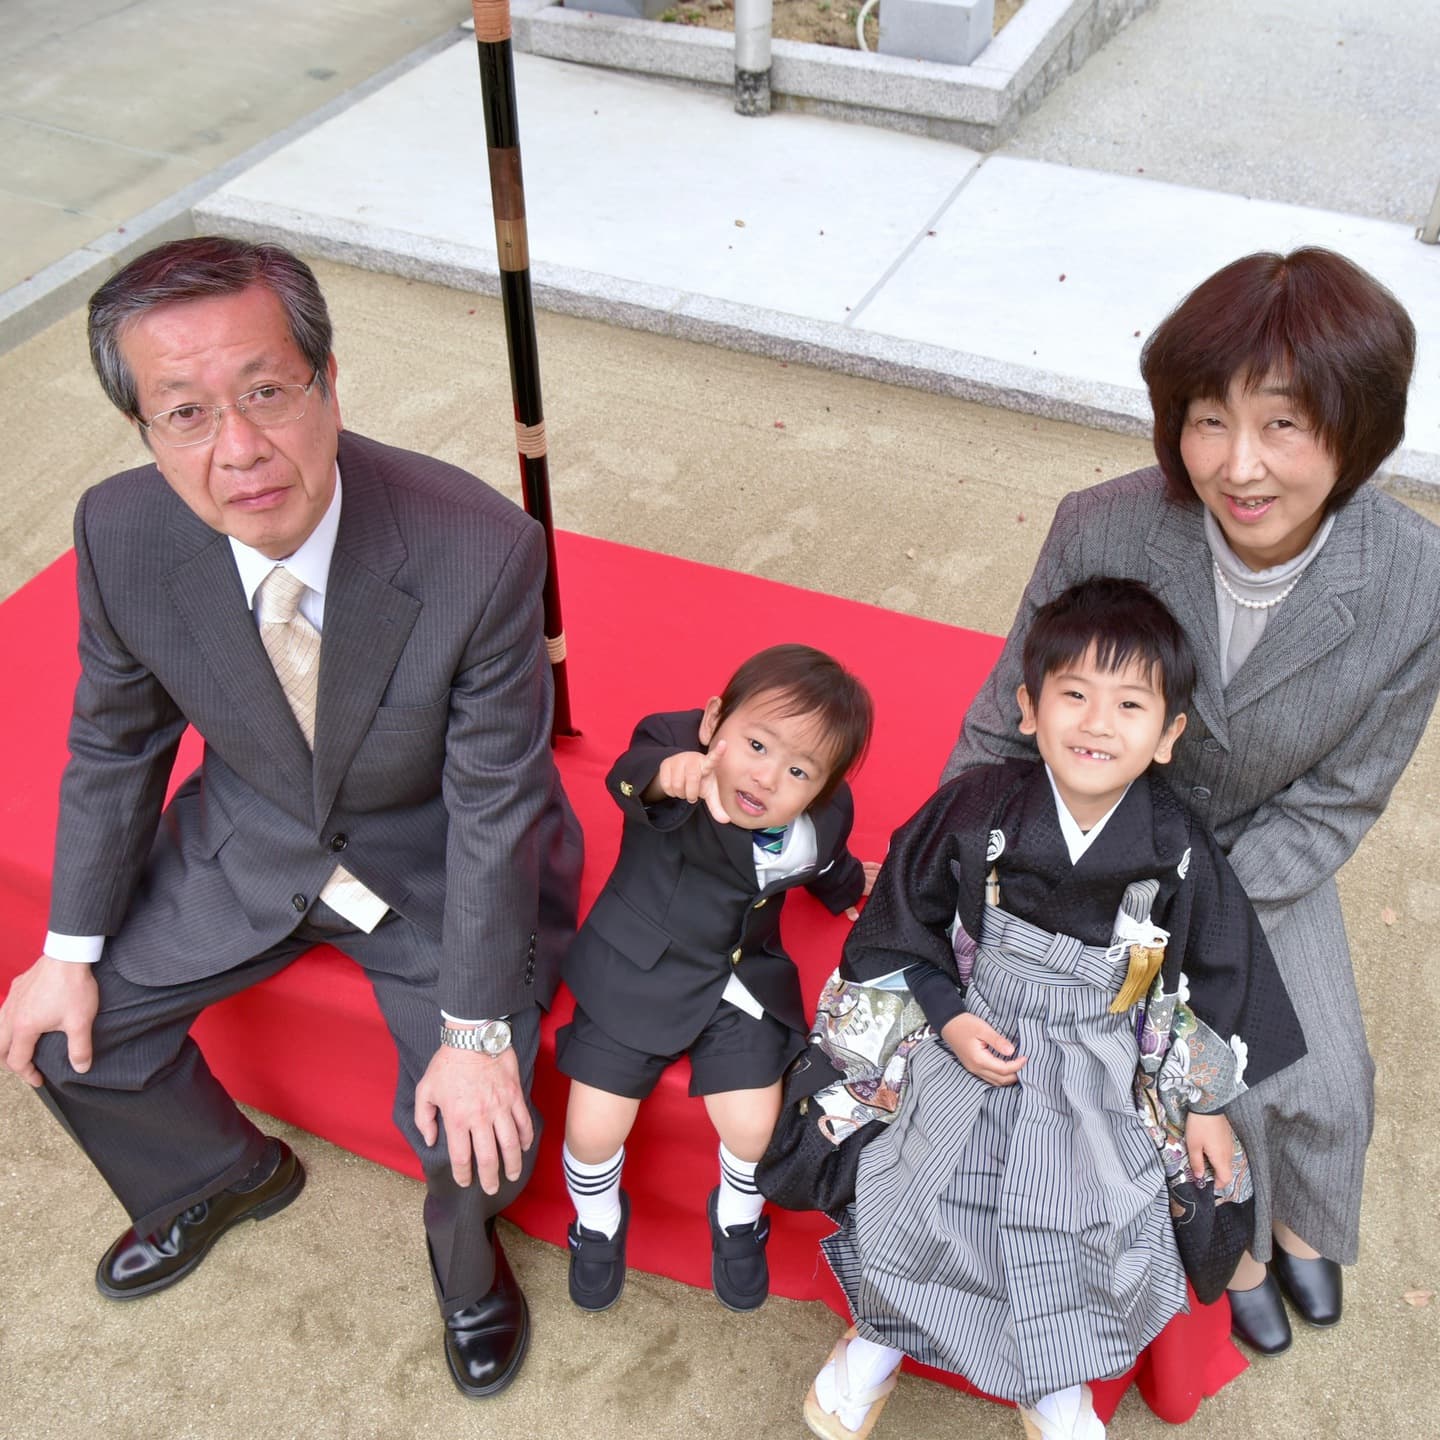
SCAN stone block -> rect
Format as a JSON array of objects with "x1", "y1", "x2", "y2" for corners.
[
  {"x1": 878, "y1": 0, "x2": 994, "y2": 68},
  {"x1": 562, "y1": 0, "x2": 669, "y2": 19}
]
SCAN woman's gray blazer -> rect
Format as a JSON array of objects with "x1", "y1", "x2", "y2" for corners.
[{"x1": 944, "y1": 466, "x2": 1440, "y2": 1263}]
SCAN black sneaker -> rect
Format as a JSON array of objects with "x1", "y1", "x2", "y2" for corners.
[
  {"x1": 567, "y1": 1191, "x2": 629, "y2": 1312},
  {"x1": 707, "y1": 1186, "x2": 770, "y2": 1312}
]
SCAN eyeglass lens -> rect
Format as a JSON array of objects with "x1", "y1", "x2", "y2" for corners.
[{"x1": 149, "y1": 382, "x2": 310, "y2": 447}]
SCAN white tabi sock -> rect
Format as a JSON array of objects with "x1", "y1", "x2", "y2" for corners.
[
  {"x1": 814, "y1": 1333, "x2": 905, "y2": 1431},
  {"x1": 715, "y1": 1142, "x2": 765, "y2": 1232},
  {"x1": 1029, "y1": 1384, "x2": 1106, "y2": 1439},
  {"x1": 563, "y1": 1142, "x2": 624, "y2": 1239}
]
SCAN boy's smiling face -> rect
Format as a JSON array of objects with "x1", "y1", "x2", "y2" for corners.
[
  {"x1": 1017, "y1": 646, "x2": 1186, "y2": 830},
  {"x1": 697, "y1": 690, "x2": 833, "y2": 830}
]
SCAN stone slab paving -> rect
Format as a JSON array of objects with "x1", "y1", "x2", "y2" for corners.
[{"x1": 197, "y1": 41, "x2": 1440, "y2": 489}]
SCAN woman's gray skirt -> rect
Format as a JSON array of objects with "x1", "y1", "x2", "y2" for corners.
[{"x1": 1230, "y1": 878, "x2": 1374, "y2": 1264}]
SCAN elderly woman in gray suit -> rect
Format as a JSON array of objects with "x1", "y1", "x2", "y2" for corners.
[{"x1": 945, "y1": 247, "x2": 1440, "y2": 1359}]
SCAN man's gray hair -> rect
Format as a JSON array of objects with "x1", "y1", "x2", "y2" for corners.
[{"x1": 88, "y1": 236, "x2": 334, "y2": 420}]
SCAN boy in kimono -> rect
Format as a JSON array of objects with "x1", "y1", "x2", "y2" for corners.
[
  {"x1": 558, "y1": 645, "x2": 879, "y2": 1314},
  {"x1": 804, "y1": 579, "x2": 1305, "y2": 1440}
]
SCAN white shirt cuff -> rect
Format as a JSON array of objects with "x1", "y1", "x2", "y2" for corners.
[
  {"x1": 44, "y1": 932, "x2": 105, "y2": 965},
  {"x1": 441, "y1": 1010, "x2": 508, "y2": 1027}
]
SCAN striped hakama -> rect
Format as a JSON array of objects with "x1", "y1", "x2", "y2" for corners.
[{"x1": 823, "y1": 905, "x2": 1187, "y2": 1406}]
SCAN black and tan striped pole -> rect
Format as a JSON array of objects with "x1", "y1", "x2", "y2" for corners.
[{"x1": 471, "y1": 0, "x2": 575, "y2": 737}]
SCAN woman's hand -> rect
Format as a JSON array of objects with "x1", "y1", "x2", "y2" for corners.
[
  {"x1": 941, "y1": 1013, "x2": 1026, "y2": 1086},
  {"x1": 1185, "y1": 1110, "x2": 1235, "y2": 1190}
]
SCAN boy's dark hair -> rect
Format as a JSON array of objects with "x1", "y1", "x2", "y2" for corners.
[
  {"x1": 1021, "y1": 578, "x2": 1196, "y2": 726},
  {"x1": 712, "y1": 644, "x2": 874, "y2": 806}
]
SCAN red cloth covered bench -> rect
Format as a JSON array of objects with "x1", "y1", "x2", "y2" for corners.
[{"x1": 0, "y1": 531, "x2": 1246, "y2": 1422}]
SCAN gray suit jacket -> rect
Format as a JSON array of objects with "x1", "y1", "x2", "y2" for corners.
[
  {"x1": 48, "y1": 430, "x2": 581, "y2": 1020},
  {"x1": 945, "y1": 466, "x2": 1440, "y2": 917}
]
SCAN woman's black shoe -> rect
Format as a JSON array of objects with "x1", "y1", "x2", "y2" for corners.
[
  {"x1": 1228, "y1": 1271, "x2": 1293, "y2": 1355},
  {"x1": 1272, "y1": 1247, "x2": 1343, "y2": 1327}
]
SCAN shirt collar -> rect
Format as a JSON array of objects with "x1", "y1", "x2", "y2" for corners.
[
  {"x1": 230, "y1": 465, "x2": 342, "y2": 609},
  {"x1": 753, "y1": 812, "x2": 817, "y2": 881},
  {"x1": 1043, "y1": 764, "x2": 1131, "y2": 864}
]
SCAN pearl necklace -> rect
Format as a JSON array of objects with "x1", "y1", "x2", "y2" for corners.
[{"x1": 1212, "y1": 559, "x2": 1301, "y2": 611}]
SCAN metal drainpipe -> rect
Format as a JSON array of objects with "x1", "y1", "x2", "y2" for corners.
[{"x1": 734, "y1": 0, "x2": 773, "y2": 115}]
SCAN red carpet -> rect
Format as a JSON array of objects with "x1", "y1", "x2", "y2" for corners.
[{"x1": 0, "y1": 530, "x2": 1246, "y2": 1422}]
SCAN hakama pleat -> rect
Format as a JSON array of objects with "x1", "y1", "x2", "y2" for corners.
[{"x1": 823, "y1": 906, "x2": 1187, "y2": 1406}]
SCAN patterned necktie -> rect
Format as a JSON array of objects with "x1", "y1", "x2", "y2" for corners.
[
  {"x1": 753, "y1": 825, "x2": 788, "y2": 856},
  {"x1": 256, "y1": 567, "x2": 321, "y2": 745},
  {"x1": 254, "y1": 566, "x2": 387, "y2": 933}
]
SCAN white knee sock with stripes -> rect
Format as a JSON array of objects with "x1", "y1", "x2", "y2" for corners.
[
  {"x1": 715, "y1": 1141, "x2": 765, "y2": 1232},
  {"x1": 563, "y1": 1142, "x2": 625, "y2": 1239}
]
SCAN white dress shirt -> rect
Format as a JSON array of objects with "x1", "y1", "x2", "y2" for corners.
[{"x1": 721, "y1": 813, "x2": 818, "y2": 1020}]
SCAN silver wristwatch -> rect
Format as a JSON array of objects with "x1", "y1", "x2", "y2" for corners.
[{"x1": 440, "y1": 1018, "x2": 513, "y2": 1056}]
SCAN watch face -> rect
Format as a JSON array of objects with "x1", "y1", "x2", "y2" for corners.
[{"x1": 481, "y1": 1020, "x2": 513, "y2": 1055}]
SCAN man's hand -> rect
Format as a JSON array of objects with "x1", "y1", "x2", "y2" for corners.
[
  {"x1": 941, "y1": 1012, "x2": 1027, "y2": 1086},
  {"x1": 649, "y1": 742, "x2": 730, "y2": 823},
  {"x1": 1185, "y1": 1110, "x2": 1236, "y2": 1190},
  {"x1": 0, "y1": 955, "x2": 99, "y2": 1087},
  {"x1": 415, "y1": 1043, "x2": 534, "y2": 1194}
]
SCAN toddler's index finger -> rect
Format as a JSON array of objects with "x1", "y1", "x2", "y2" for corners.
[{"x1": 703, "y1": 737, "x2": 728, "y2": 771}]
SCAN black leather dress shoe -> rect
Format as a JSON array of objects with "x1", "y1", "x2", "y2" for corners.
[
  {"x1": 1228, "y1": 1271, "x2": 1293, "y2": 1355},
  {"x1": 444, "y1": 1234, "x2": 530, "y2": 1398},
  {"x1": 708, "y1": 1187, "x2": 770, "y2": 1312},
  {"x1": 96, "y1": 1138, "x2": 305, "y2": 1301},
  {"x1": 1272, "y1": 1246, "x2": 1343, "y2": 1327},
  {"x1": 567, "y1": 1191, "x2": 629, "y2": 1312}
]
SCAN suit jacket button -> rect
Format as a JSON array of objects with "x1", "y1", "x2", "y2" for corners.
[
  {"x1": 1202, "y1": 738, "x2": 1223, "y2": 754},
  {"x1": 329, "y1": 833, "x2": 348, "y2": 851},
  {"x1": 1191, "y1": 786, "x2": 1212, "y2": 801},
  {"x1": 753, "y1": 898, "x2": 767, "y2": 909},
  {"x1": 291, "y1": 893, "x2": 308, "y2": 912},
  {"x1": 619, "y1": 781, "x2": 635, "y2": 797},
  {"x1": 730, "y1": 947, "x2": 742, "y2": 964}
]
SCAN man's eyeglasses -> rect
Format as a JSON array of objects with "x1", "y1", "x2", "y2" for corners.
[{"x1": 139, "y1": 371, "x2": 320, "y2": 448}]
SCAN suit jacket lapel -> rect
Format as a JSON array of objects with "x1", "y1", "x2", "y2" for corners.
[
  {"x1": 1221, "y1": 493, "x2": 1367, "y2": 717},
  {"x1": 313, "y1": 439, "x2": 421, "y2": 825},
  {"x1": 1144, "y1": 500, "x2": 1230, "y2": 746},
  {"x1": 806, "y1": 796, "x2": 846, "y2": 878},
  {"x1": 161, "y1": 505, "x2": 315, "y2": 816}
]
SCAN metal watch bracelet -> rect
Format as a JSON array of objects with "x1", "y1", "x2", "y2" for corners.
[{"x1": 440, "y1": 1018, "x2": 513, "y2": 1055}]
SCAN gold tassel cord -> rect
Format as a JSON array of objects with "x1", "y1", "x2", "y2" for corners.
[{"x1": 1109, "y1": 942, "x2": 1166, "y2": 1014}]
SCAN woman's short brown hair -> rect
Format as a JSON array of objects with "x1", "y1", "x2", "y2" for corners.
[{"x1": 1140, "y1": 247, "x2": 1415, "y2": 510}]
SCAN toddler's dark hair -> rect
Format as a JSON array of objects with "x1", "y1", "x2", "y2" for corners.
[
  {"x1": 712, "y1": 644, "x2": 874, "y2": 806},
  {"x1": 1021, "y1": 578, "x2": 1195, "y2": 726}
]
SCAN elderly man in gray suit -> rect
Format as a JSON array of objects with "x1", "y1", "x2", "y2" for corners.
[{"x1": 0, "y1": 237, "x2": 583, "y2": 1397}]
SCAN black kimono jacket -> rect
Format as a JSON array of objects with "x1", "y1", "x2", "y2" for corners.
[{"x1": 842, "y1": 759, "x2": 1306, "y2": 1096}]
